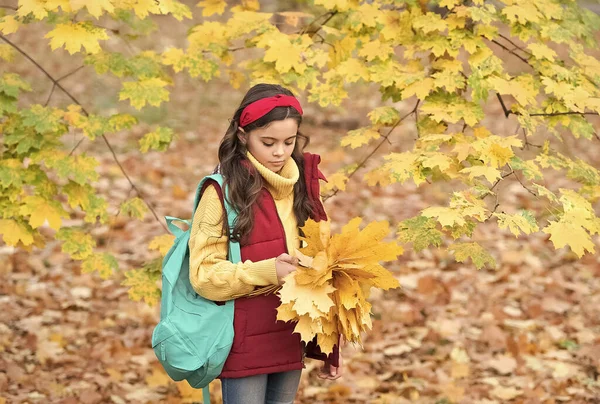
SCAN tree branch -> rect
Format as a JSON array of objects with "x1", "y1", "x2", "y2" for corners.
[
  {"x1": 496, "y1": 93, "x2": 510, "y2": 118},
  {"x1": 490, "y1": 39, "x2": 530, "y2": 66},
  {"x1": 507, "y1": 163, "x2": 537, "y2": 196},
  {"x1": 530, "y1": 111, "x2": 599, "y2": 117},
  {"x1": 498, "y1": 34, "x2": 532, "y2": 57},
  {"x1": 323, "y1": 101, "x2": 420, "y2": 201},
  {"x1": 0, "y1": 34, "x2": 167, "y2": 231},
  {"x1": 495, "y1": 93, "x2": 599, "y2": 118},
  {"x1": 0, "y1": 5, "x2": 17, "y2": 10},
  {"x1": 487, "y1": 193, "x2": 500, "y2": 220},
  {"x1": 488, "y1": 170, "x2": 514, "y2": 194},
  {"x1": 101, "y1": 135, "x2": 164, "y2": 226},
  {"x1": 300, "y1": 11, "x2": 338, "y2": 36},
  {"x1": 44, "y1": 66, "x2": 85, "y2": 106}
]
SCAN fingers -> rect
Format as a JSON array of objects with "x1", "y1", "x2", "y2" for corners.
[
  {"x1": 317, "y1": 365, "x2": 342, "y2": 380},
  {"x1": 278, "y1": 253, "x2": 299, "y2": 265}
]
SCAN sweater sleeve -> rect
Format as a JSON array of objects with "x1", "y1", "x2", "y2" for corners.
[{"x1": 188, "y1": 184, "x2": 279, "y2": 301}]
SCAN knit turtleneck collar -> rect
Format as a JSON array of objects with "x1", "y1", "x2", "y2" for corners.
[{"x1": 246, "y1": 151, "x2": 299, "y2": 200}]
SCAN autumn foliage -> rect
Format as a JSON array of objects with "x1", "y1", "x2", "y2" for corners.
[
  {"x1": 1, "y1": 0, "x2": 599, "y2": 313},
  {"x1": 2, "y1": 0, "x2": 600, "y2": 403},
  {"x1": 277, "y1": 218, "x2": 402, "y2": 353}
]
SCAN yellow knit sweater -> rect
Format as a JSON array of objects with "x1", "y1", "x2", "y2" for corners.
[{"x1": 189, "y1": 152, "x2": 303, "y2": 301}]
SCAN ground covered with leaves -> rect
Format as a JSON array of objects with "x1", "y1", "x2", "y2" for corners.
[{"x1": 2, "y1": 49, "x2": 600, "y2": 403}]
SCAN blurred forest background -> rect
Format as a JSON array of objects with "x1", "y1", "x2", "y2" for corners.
[{"x1": 2, "y1": 0, "x2": 600, "y2": 403}]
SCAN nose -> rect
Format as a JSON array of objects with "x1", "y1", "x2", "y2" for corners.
[{"x1": 273, "y1": 144, "x2": 284, "y2": 157}]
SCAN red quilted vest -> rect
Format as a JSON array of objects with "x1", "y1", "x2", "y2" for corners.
[{"x1": 201, "y1": 153, "x2": 338, "y2": 379}]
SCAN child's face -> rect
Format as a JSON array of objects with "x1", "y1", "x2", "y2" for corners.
[{"x1": 241, "y1": 118, "x2": 298, "y2": 173}]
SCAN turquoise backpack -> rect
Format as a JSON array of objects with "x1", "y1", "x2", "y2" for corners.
[{"x1": 151, "y1": 174, "x2": 238, "y2": 404}]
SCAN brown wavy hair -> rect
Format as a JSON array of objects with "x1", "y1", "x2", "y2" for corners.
[{"x1": 216, "y1": 83, "x2": 313, "y2": 244}]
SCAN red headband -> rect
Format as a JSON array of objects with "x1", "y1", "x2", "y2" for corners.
[{"x1": 239, "y1": 94, "x2": 303, "y2": 127}]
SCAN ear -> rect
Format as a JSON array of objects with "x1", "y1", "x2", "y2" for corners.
[{"x1": 237, "y1": 127, "x2": 247, "y2": 145}]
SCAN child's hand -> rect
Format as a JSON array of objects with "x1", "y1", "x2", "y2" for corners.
[
  {"x1": 275, "y1": 253, "x2": 298, "y2": 284},
  {"x1": 318, "y1": 350, "x2": 343, "y2": 380}
]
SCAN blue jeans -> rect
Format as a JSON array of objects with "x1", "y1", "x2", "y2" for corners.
[{"x1": 221, "y1": 370, "x2": 302, "y2": 404}]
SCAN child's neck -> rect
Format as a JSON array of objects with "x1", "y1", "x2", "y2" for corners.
[{"x1": 246, "y1": 152, "x2": 299, "y2": 200}]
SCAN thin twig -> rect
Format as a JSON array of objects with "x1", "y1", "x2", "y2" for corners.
[
  {"x1": 300, "y1": 11, "x2": 337, "y2": 36},
  {"x1": 102, "y1": 135, "x2": 164, "y2": 226},
  {"x1": 0, "y1": 33, "x2": 167, "y2": 231},
  {"x1": 530, "y1": 111, "x2": 599, "y2": 117},
  {"x1": 323, "y1": 101, "x2": 420, "y2": 201},
  {"x1": 69, "y1": 137, "x2": 86, "y2": 156},
  {"x1": 45, "y1": 66, "x2": 85, "y2": 106},
  {"x1": 490, "y1": 39, "x2": 530, "y2": 65},
  {"x1": 489, "y1": 170, "x2": 514, "y2": 193},
  {"x1": 45, "y1": 84, "x2": 56, "y2": 107},
  {"x1": 495, "y1": 93, "x2": 598, "y2": 118},
  {"x1": 1, "y1": 35, "x2": 86, "y2": 108},
  {"x1": 507, "y1": 163, "x2": 537, "y2": 196},
  {"x1": 498, "y1": 34, "x2": 532, "y2": 57},
  {"x1": 521, "y1": 128, "x2": 542, "y2": 149},
  {"x1": 487, "y1": 193, "x2": 500, "y2": 220},
  {"x1": 496, "y1": 93, "x2": 510, "y2": 117}
]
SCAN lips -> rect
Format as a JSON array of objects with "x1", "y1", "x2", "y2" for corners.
[{"x1": 271, "y1": 161, "x2": 284, "y2": 165}]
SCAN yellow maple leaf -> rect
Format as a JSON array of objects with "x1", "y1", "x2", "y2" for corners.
[
  {"x1": 502, "y1": 3, "x2": 540, "y2": 24},
  {"x1": 19, "y1": 195, "x2": 68, "y2": 230},
  {"x1": 277, "y1": 218, "x2": 402, "y2": 351},
  {"x1": 257, "y1": 31, "x2": 309, "y2": 74},
  {"x1": 341, "y1": 126, "x2": 380, "y2": 149},
  {"x1": 0, "y1": 44, "x2": 14, "y2": 62},
  {"x1": 494, "y1": 211, "x2": 539, "y2": 237},
  {"x1": 316, "y1": 332, "x2": 339, "y2": 355},
  {"x1": 433, "y1": 69, "x2": 465, "y2": 93},
  {"x1": 279, "y1": 273, "x2": 335, "y2": 319},
  {"x1": 196, "y1": 0, "x2": 226, "y2": 16},
  {"x1": 422, "y1": 206, "x2": 466, "y2": 227},
  {"x1": 45, "y1": 22, "x2": 109, "y2": 55},
  {"x1": 420, "y1": 152, "x2": 454, "y2": 172},
  {"x1": 231, "y1": 0, "x2": 260, "y2": 12},
  {"x1": 315, "y1": 0, "x2": 358, "y2": 11},
  {"x1": 81, "y1": 253, "x2": 118, "y2": 279},
  {"x1": 327, "y1": 35, "x2": 356, "y2": 68},
  {"x1": 460, "y1": 165, "x2": 502, "y2": 183},
  {"x1": 322, "y1": 171, "x2": 348, "y2": 192},
  {"x1": 0, "y1": 219, "x2": 34, "y2": 246},
  {"x1": 69, "y1": 0, "x2": 115, "y2": 18},
  {"x1": 488, "y1": 75, "x2": 537, "y2": 106},
  {"x1": 363, "y1": 167, "x2": 392, "y2": 187},
  {"x1": 543, "y1": 216, "x2": 597, "y2": 257},
  {"x1": 149, "y1": 234, "x2": 175, "y2": 256},
  {"x1": 227, "y1": 70, "x2": 245, "y2": 89},
  {"x1": 402, "y1": 77, "x2": 435, "y2": 100},
  {"x1": 358, "y1": 39, "x2": 393, "y2": 62},
  {"x1": 298, "y1": 219, "x2": 328, "y2": 256},
  {"x1": 335, "y1": 58, "x2": 369, "y2": 83},
  {"x1": 17, "y1": 0, "x2": 49, "y2": 19},
  {"x1": 527, "y1": 43, "x2": 557, "y2": 61},
  {"x1": 276, "y1": 302, "x2": 299, "y2": 322},
  {"x1": 0, "y1": 15, "x2": 20, "y2": 35},
  {"x1": 294, "y1": 314, "x2": 321, "y2": 342}
]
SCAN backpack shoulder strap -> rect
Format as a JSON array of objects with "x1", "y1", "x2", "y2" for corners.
[{"x1": 190, "y1": 174, "x2": 241, "y2": 264}]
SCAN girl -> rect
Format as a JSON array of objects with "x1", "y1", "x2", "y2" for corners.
[{"x1": 188, "y1": 83, "x2": 342, "y2": 404}]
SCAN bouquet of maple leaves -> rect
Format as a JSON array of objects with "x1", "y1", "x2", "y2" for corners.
[{"x1": 276, "y1": 217, "x2": 403, "y2": 354}]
